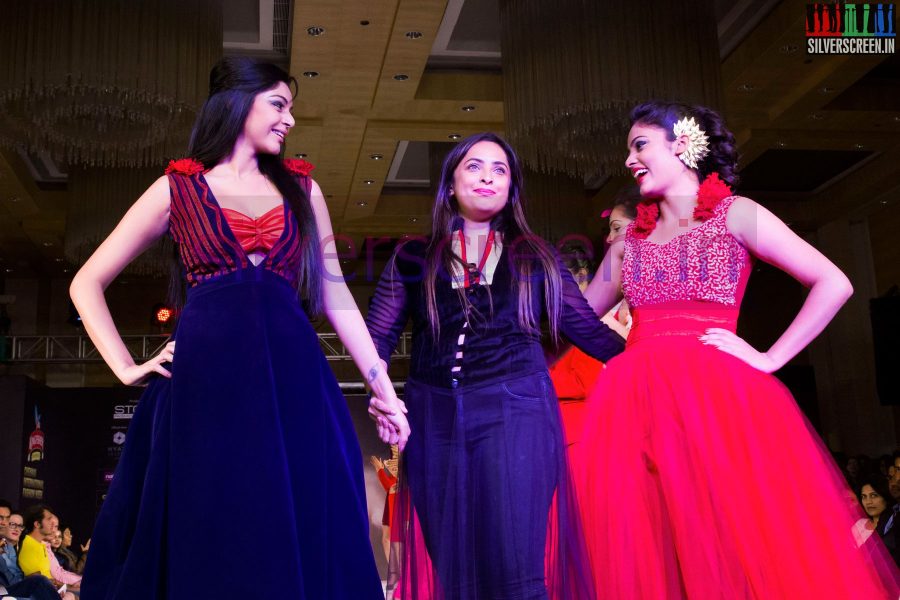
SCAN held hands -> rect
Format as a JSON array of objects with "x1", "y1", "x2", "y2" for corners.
[
  {"x1": 117, "y1": 341, "x2": 175, "y2": 386},
  {"x1": 368, "y1": 392, "x2": 410, "y2": 451},
  {"x1": 699, "y1": 328, "x2": 779, "y2": 373},
  {"x1": 365, "y1": 359, "x2": 410, "y2": 450}
]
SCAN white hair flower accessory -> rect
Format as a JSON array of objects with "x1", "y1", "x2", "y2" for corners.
[{"x1": 672, "y1": 116, "x2": 710, "y2": 169}]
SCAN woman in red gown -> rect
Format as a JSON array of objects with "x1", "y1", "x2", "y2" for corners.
[{"x1": 578, "y1": 101, "x2": 900, "y2": 598}]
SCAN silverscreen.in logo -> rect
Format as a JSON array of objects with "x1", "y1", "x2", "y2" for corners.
[{"x1": 806, "y1": 3, "x2": 895, "y2": 54}]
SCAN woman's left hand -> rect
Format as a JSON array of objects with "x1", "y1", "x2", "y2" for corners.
[{"x1": 699, "y1": 328, "x2": 780, "y2": 373}]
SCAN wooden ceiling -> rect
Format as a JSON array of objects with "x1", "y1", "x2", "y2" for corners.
[{"x1": 1, "y1": 0, "x2": 898, "y2": 279}]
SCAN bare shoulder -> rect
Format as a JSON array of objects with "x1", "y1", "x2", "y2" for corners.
[
  {"x1": 137, "y1": 175, "x2": 172, "y2": 215},
  {"x1": 307, "y1": 178, "x2": 326, "y2": 207},
  {"x1": 724, "y1": 195, "x2": 769, "y2": 242},
  {"x1": 724, "y1": 195, "x2": 759, "y2": 221}
]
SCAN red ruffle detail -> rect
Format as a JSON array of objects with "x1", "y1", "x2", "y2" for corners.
[
  {"x1": 629, "y1": 174, "x2": 732, "y2": 240},
  {"x1": 164, "y1": 158, "x2": 204, "y2": 176},
  {"x1": 694, "y1": 172, "x2": 732, "y2": 221},
  {"x1": 632, "y1": 201, "x2": 660, "y2": 240},
  {"x1": 283, "y1": 158, "x2": 315, "y2": 176}
]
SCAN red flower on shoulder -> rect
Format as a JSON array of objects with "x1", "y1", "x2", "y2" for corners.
[
  {"x1": 283, "y1": 158, "x2": 315, "y2": 176},
  {"x1": 693, "y1": 172, "x2": 732, "y2": 221},
  {"x1": 632, "y1": 201, "x2": 660, "y2": 240},
  {"x1": 630, "y1": 173, "x2": 732, "y2": 240},
  {"x1": 165, "y1": 158, "x2": 204, "y2": 176}
]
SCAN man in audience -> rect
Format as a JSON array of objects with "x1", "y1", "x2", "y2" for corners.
[
  {"x1": 890, "y1": 452, "x2": 900, "y2": 501},
  {"x1": 0, "y1": 499, "x2": 63, "y2": 600},
  {"x1": 19, "y1": 504, "x2": 57, "y2": 580}
]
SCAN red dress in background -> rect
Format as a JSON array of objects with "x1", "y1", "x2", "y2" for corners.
[
  {"x1": 377, "y1": 468, "x2": 398, "y2": 528},
  {"x1": 573, "y1": 196, "x2": 900, "y2": 598},
  {"x1": 548, "y1": 348, "x2": 604, "y2": 446}
]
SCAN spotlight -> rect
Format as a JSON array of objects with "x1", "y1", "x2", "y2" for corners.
[{"x1": 152, "y1": 303, "x2": 174, "y2": 326}]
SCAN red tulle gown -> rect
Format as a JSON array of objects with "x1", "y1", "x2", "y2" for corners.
[{"x1": 574, "y1": 195, "x2": 900, "y2": 599}]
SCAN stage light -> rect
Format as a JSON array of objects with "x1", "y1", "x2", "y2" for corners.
[{"x1": 152, "y1": 303, "x2": 174, "y2": 326}]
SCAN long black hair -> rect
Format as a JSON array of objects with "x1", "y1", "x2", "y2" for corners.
[
  {"x1": 173, "y1": 56, "x2": 323, "y2": 314},
  {"x1": 425, "y1": 132, "x2": 564, "y2": 342},
  {"x1": 857, "y1": 476, "x2": 894, "y2": 521},
  {"x1": 629, "y1": 102, "x2": 740, "y2": 189}
]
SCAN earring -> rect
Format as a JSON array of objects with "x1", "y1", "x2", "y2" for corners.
[{"x1": 672, "y1": 116, "x2": 710, "y2": 169}]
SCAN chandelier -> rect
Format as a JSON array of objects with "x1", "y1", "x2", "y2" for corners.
[
  {"x1": 65, "y1": 166, "x2": 173, "y2": 276},
  {"x1": 0, "y1": 0, "x2": 222, "y2": 168},
  {"x1": 499, "y1": 0, "x2": 723, "y2": 179}
]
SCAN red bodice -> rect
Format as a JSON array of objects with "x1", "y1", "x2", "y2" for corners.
[{"x1": 220, "y1": 205, "x2": 285, "y2": 254}]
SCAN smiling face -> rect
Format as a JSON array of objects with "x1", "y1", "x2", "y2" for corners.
[
  {"x1": 451, "y1": 141, "x2": 511, "y2": 223},
  {"x1": 606, "y1": 205, "x2": 634, "y2": 244},
  {"x1": 241, "y1": 81, "x2": 295, "y2": 155},
  {"x1": 625, "y1": 122, "x2": 690, "y2": 198}
]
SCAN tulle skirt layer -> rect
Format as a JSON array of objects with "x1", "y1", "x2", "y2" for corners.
[
  {"x1": 391, "y1": 371, "x2": 594, "y2": 600},
  {"x1": 573, "y1": 302, "x2": 900, "y2": 599}
]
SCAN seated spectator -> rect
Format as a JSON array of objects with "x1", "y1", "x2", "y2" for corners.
[
  {"x1": 50, "y1": 530, "x2": 72, "y2": 572},
  {"x1": 0, "y1": 501, "x2": 25, "y2": 585},
  {"x1": 0, "y1": 500, "x2": 67, "y2": 600},
  {"x1": 47, "y1": 528, "x2": 81, "y2": 589},
  {"x1": 858, "y1": 477, "x2": 900, "y2": 566},
  {"x1": 57, "y1": 528, "x2": 81, "y2": 575},
  {"x1": 74, "y1": 537, "x2": 89, "y2": 576},
  {"x1": 890, "y1": 451, "x2": 900, "y2": 502},
  {"x1": 19, "y1": 504, "x2": 57, "y2": 580}
]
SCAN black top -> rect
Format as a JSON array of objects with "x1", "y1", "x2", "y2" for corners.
[{"x1": 366, "y1": 239, "x2": 625, "y2": 388}]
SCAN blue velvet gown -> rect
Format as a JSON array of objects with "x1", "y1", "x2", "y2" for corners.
[{"x1": 80, "y1": 166, "x2": 383, "y2": 599}]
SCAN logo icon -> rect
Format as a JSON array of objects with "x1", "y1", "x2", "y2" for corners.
[
  {"x1": 27, "y1": 406, "x2": 44, "y2": 463},
  {"x1": 806, "y1": 3, "x2": 896, "y2": 54},
  {"x1": 112, "y1": 432, "x2": 126, "y2": 445}
]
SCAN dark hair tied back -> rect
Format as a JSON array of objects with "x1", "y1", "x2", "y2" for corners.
[
  {"x1": 629, "y1": 102, "x2": 740, "y2": 189},
  {"x1": 171, "y1": 57, "x2": 323, "y2": 315}
]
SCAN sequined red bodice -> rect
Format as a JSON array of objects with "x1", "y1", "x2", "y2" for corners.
[{"x1": 622, "y1": 196, "x2": 752, "y2": 309}]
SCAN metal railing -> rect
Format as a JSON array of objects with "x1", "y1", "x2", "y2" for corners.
[{"x1": 1, "y1": 332, "x2": 412, "y2": 364}]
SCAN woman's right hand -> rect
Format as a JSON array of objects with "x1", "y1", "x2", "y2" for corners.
[{"x1": 116, "y1": 341, "x2": 175, "y2": 386}]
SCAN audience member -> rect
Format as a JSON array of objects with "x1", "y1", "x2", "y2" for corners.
[
  {"x1": 0, "y1": 502, "x2": 25, "y2": 585},
  {"x1": 19, "y1": 504, "x2": 57, "y2": 580},
  {"x1": 50, "y1": 530, "x2": 72, "y2": 572},
  {"x1": 858, "y1": 477, "x2": 900, "y2": 566},
  {"x1": 57, "y1": 528, "x2": 81, "y2": 575},
  {"x1": 0, "y1": 500, "x2": 69, "y2": 600}
]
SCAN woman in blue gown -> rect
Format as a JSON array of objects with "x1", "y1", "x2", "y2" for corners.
[{"x1": 70, "y1": 57, "x2": 408, "y2": 599}]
